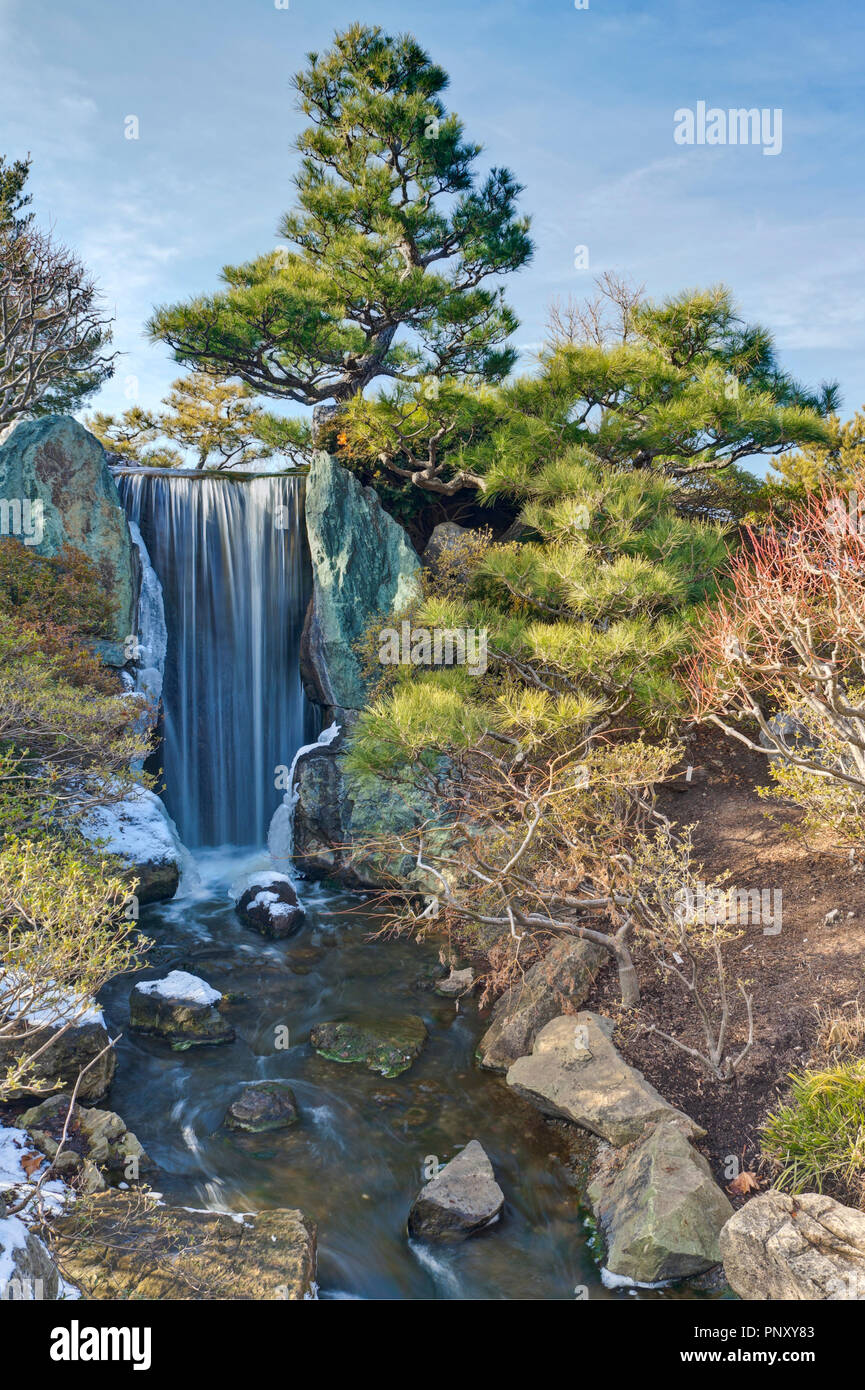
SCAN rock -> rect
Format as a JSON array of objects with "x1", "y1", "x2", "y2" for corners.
[
  {"x1": 760, "y1": 712, "x2": 822, "y2": 757},
  {"x1": 435, "y1": 967, "x2": 474, "y2": 999},
  {"x1": 81, "y1": 787, "x2": 182, "y2": 905},
  {"x1": 0, "y1": 416, "x2": 136, "y2": 666},
  {"x1": 0, "y1": 1209, "x2": 61, "y2": 1300},
  {"x1": 422, "y1": 521, "x2": 471, "y2": 573},
  {"x1": 310, "y1": 1015, "x2": 428, "y2": 1078},
  {"x1": 235, "y1": 875, "x2": 304, "y2": 939},
  {"x1": 18, "y1": 1094, "x2": 151, "y2": 1190},
  {"x1": 129, "y1": 971, "x2": 234, "y2": 1049},
  {"x1": 0, "y1": 1000, "x2": 115, "y2": 1104},
  {"x1": 408, "y1": 1140, "x2": 504, "y2": 1243},
  {"x1": 49, "y1": 1190, "x2": 316, "y2": 1300},
  {"x1": 720, "y1": 1191, "x2": 865, "y2": 1300},
  {"x1": 292, "y1": 730, "x2": 447, "y2": 891},
  {"x1": 302, "y1": 452, "x2": 421, "y2": 711},
  {"x1": 588, "y1": 1120, "x2": 733, "y2": 1284},
  {"x1": 478, "y1": 938, "x2": 606, "y2": 1072},
  {"x1": 224, "y1": 1081, "x2": 299, "y2": 1133},
  {"x1": 506, "y1": 1013, "x2": 700, "y2": 1146}
]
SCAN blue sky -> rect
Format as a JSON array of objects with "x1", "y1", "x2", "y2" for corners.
[{"x1": 3, "y1": 0, "x2": 864, "y2": 453}]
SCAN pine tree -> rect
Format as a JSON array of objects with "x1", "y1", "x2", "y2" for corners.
[
  {"x1": 147, "y1": 24, "x2": 532, "y2": 407},
  {"x1": 87, "y1": 373, "x2": 307, "y2": 470}
]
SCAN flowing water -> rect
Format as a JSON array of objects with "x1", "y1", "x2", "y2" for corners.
[{"x1": 111, "y1": 470, "x2": 688, "y2": 1301}]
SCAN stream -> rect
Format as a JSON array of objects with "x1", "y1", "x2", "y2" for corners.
[{"x1": 98, "y1": 848, "x2": 641, "y2": 1302}]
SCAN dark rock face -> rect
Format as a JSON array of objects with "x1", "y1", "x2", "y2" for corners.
[
  {"x1": 408, "y1": 1140, "x2": 504, "y2": 1243},
  {"x1": 235, "y1": 876, "x2": 304, "y2": 938},
  {"x1": 129, "y1": 972, "x2": 234, "y2": 1049},
  {"x1": 0, "y1": 416, "x2": 137, "y2": 666},
  {"x1": 309, "y1": 1015, "x2": 428, "y2": 1078},
  {"x1": 224, "y1": 1081, "x2": 299, "y2": 1133},
  {"x1": 0, "y1": 1015, "x2": 115, "y2": 1104},
  {"x1": 477, "y1": 937, "x2": 607, "y2": 1072}
]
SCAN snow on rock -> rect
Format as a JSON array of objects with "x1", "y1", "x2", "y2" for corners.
[
  {"x1": 268, "y1": 722, "x2": 341, "y2": 870},
  {"x1": 81, "y1": 787, "x2": 184, "y2": 904},
  {"x1": 134, "y1": 971, "x2": 222, "y2": 1007}
]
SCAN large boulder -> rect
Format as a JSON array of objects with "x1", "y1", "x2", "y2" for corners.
[
  {"x1": 49, "y1": 1190, "x2": 316, "y2": 1300},
  {"x1": 18, "y1": 1094, "x2": 151, "y2": 1193},
  {"x1": 478, "y1": 938, "x2": 606, "y2": 1072},
  {"x1": 0, "y1": 1209, "x2": 61, "y2": 1300},
  {"x1": 310, "y1": 1015, "x2": 428, "y2": 1078},
  {"x1": 129, "y1": 971, "x2": 234, "y2": 1049},
  {"x1": 720, "y1": 1191, "x2": 865, "y2": 1300},
  {"x1": 0, "y1": 998, "x2": 115, "y2": 1104},
  {"x1": 292, "y1": 454, "x2": 437, "y2": 889},
  {"x1": 588, "y1": 1119, "x2": 733, "y2": 1284},
  {"x1": 235, "y1": 874, "x2": 304, "y2": 939},
  {"x1": 408, "y1": 1140, "x2": 504, "y2": 1243},
  {"x1": 0, "y1": 416, "x2": 136, "y2": 666},
  {"x1": 81, "y1": 787, "x2": 182, "y2": 905},
  {"x1": 506, "y1": 1012, "x2": 700, "y2": 1146},
  {"x1": 224, "y1": 1081, "x2": 299, "y2": 1133},
  {"x1": 301, "y1": 452, "x2": 421, "y2": 712}
]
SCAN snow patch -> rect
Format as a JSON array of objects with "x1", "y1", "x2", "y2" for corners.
[
  {"x1": 134, "y1": 971, "x2": 221, "y2": 1007},
  {"x1": 81, "y1": 787, "x2": 182, "y2": 871}
]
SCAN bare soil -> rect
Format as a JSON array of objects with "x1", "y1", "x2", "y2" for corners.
[{"x1": 584, "y1": 725, "x2": 865, "y2": 1202}]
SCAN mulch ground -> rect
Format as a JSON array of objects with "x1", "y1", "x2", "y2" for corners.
[{"x1": 582, "y1": 725, "x2": 865, "y2": 1202}]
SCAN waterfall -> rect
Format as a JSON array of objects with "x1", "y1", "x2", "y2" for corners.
[{"x1": 117, "y1": 472, "x2": 316, "y2": 849}]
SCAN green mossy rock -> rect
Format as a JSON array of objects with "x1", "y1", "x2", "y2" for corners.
[
  {"x1": 310, "y1": 1015, "x2": 428, "y2": 1077},
  {"x1": 0, "y1": 416, "x2": 136, "y2": 666}
]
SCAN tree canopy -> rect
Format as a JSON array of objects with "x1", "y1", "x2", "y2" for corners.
[{"x1": 148, "y1": 24, "x2": 532, "y2": 407}]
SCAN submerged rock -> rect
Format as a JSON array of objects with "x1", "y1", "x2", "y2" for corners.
[
  {"x1": 506, "y1": 1013, "x2": 700, "y2": 1146},
  {"x1": 478, "y1": 938, "x2": 606, "y2": 1072},
  {"x1": 310, "y1": 1015, "x2": 428, "y2": 1077},
  {"x1": 235, "y1": 875, "x2": 304, "y2": 939},
  {"x1": 129, "y1": 971, "x2": 234, "y2": 1049},
  {"x1": 435, "y1": 966, "x2": 475, "y2": 999},
  {"x1": 0, "y1": 415, "x2": 137, "y2": 666},
  {"x1": 588, "y1": 1119, "x2": 732, "y2": 1284},
  {"x1": 0, "y1": 997, "x2": 115, "y2": 1104},
  {"x1": 49, "y1": 1190, "x2": 317, "y2": 1300},
  {"x1": 19, "y1": 1094, "x2": 151, "y2": 1192},
  {"x1": 224, "y1": 1081, "x2": 299, "y2": 1133},
  {"x1": 408, "y1": 1140, "x2": 504, "y2": 1243},
  {"x1": 720, "y1": 1191, "x2": 865, "y2": 1300}
]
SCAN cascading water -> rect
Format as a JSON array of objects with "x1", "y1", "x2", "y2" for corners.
[{"x1": 117, "y1": 471, "x2": 316, "y2": 849}]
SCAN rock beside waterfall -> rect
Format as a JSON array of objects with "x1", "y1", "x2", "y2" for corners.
[
  {"x1": 506, "y1": 1013, "x2": 700, "y2": 1146},
  {"x1": 49, "y1": 1190, "x2": 317, "y2": 1300},
  {"x1": 0, "y1": 1210, "x2": 61, "y2": 1300},
  {"x1": 310, "y1": 1015, "x2": 428, "y2": 1077},
  {"x1": 81, "y1": 787, "x2": 181, "y2": 905},
  {"x1": 19, "y1": 1094, "x2": 151, "y2": 1192},
  {"x1": 477, "y1": 937, "x2": 607, "y2": 1072},
  {"x1": 720, "y1": 1192, "x2": 865, "y2": 1300},
  {"x1": 408, "y1": 1140, "x2": 504, "y2": 1243},
  {"x1": 0, "y1": 416, "x2": 136, "y2": 666},
  {"x1": 129, "y1": 971, "x2": 234, "y2": 1049},
  {"x1": 224, "y1": 1081, "x2": 299, "y2": 1133},
  {"x1": 0, "y1": 996, "x2": 115, "y2": 1104},
  {"x1": 435, "y1": 966, "x2": 475, "y2": 999},
  {"x1": 302, "y1": 453, "x2": 421, "y2": 711},
  {"x1": 588, "y1": 1119, "x2": 732, "y2": 1284},
  {"x1": 235, "y1": 875, "x2": 304, "y2": 939}
]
